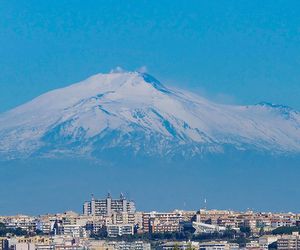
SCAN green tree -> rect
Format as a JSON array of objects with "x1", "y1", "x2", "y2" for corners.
[
  {"x1": 240, "y1": 226, "x2": 251, "y2": 237},
  {"x1": 259, "y1": 227, "x2": 265, "y2": 236},
  {"x1": 173, "y1": 243, "x2": 180, "y2": 250},
  {"x1": 268, "y1": 241, "x2": 277, "y2": 249},
  {"x1": 223, "y1": 229, "x2": 236, "y2": 239},
  {"x1": 14, "y1": 227, "x2": 27, "y2": 236},
  {"x1": 35, "y1": 229, "x2": 44, "y2": 235},
  {"x1": 186, "y1": 242, "x2": 194, "y2": 250},
  {"x1": 272, "y1": 226, "x2": 300, "y2": 235}
]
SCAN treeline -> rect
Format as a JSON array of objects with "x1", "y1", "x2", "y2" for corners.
[
  {"x1": 0, "y1": 223, "x2": 28, "y2": 237},
  {"x1": 272, "y1": 226, "x2": 300, "y2": 235},
  {"x1": 91, "y1": 228, "x2": 248, "y2": 244}
]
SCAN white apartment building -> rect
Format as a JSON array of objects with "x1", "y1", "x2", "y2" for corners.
[
  {"x1": 161, "y1": 241, "x2": 199, "y2": 250},
  {"x1": 83, "y1": 193, "x2": 136, "y2": 216},
  {"x1": 106, "y1": 224, "x2": 134, "y2": 237},
  {"x1": 57, "y1": 224, "x2": 88, "y2": 238},
  {"x1": 199, "y1": 241, "x2": 239, "y2": 250},
  {"x1": 108, "y1": 241, "x2": 151, "y2": 250}
]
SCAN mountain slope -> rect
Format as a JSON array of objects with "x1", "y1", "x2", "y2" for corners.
[{"x1": 0, "y1": 71, "x2": 300, "y2": 159}]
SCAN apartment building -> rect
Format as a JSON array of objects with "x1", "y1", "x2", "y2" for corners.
[
  {"x1": 108, "y1": 241, "x2": 151, "y2": 250},
  {"x1": 85, "y1": 217, "x2": 108, "y2": 234},
  {"x1": 111, "y1": 211, "x2": 136, "y2": 225},
  {"x1": 0, "y1": 237, "x2": 8, "y2": 250},
  {"x1": 198, "y1": 241, "x2": 239, "y2": 250},
  {"x1": 142, "y1": 211, "x2": 183, "y2": 233},
  {"x1": 57, "y1": 224, "x2": 88, "y2": 238},
  {"x1": 7, "y1": 236, "x2": 53, "y2": 250},
  {"x1": 161, "y1": 241, "x2": 199, "y2": 250},
  {"x1": 259, "y1": 235, "x2": 278, "y2": 249},
  {"x1": 106, "y1": 224, "x2": 134, "y2": 237},
  {"x1": 0, "y1": 215, "x2": 36, "y2": 233},
  {"x1": 83, "y1": 193, "x2": 136, "y2": 216},
  {"x1": 277, "y1": 232, "x2": 300, "y2": 250}
]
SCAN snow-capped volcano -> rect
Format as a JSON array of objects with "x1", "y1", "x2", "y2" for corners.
[{"x1": 1, "y1": 71, "x2": 300, "y2": 159}]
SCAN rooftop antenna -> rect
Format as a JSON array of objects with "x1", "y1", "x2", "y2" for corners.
[
  {"x1": 204, "y1": 198, "x2": 207, "y2": 210},
  {"x1": 126, "y1": 191, "x2": 131, "y2": 201}
]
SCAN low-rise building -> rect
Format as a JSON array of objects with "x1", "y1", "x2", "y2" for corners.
[
  {"x1": 259, "y1": 235, "x2": 278, "y2": 249},
  {"x1": 199, "y1": 241, "x2": 239, "y2": 250},
  {"x1": 108, "y1": 241, "x2": 151, "y2": 250},
  {"x1": 161, "y1": 241, "x2": 199, "y2": 250},
  {"x1": 106, "y1": 224, "x2": 134, "y2": 237},
  {"x1": 142, "y1": 211, "x2": 183, "y2": 233},
  {"x1": 57, "y1": 224, "x2": 88, "y2": 238},
  {"x1": 244, "y1": 240, "x2": 261, "y2": 250}
]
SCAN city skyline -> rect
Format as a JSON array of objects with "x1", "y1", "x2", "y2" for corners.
[{"x1": 1, "y1": 192, "x2": 300, "y2": 249}]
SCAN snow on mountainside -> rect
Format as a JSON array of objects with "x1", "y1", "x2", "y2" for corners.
[{"x1": 0, "y1": 71, "x2": 300, "y2": 159}]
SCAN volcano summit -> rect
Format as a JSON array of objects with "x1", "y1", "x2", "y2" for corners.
[{"x1": 1, "y1": 71, "x2": 300, "y2": 160}]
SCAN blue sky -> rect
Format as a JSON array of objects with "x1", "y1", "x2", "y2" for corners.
[{"x1": 1, "y1": 0, "x2": 300, "y2": 113}]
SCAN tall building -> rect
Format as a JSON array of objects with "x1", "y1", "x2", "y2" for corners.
[{"x1": 83, "y1": 193, "x2": 136, "y2": 216}]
